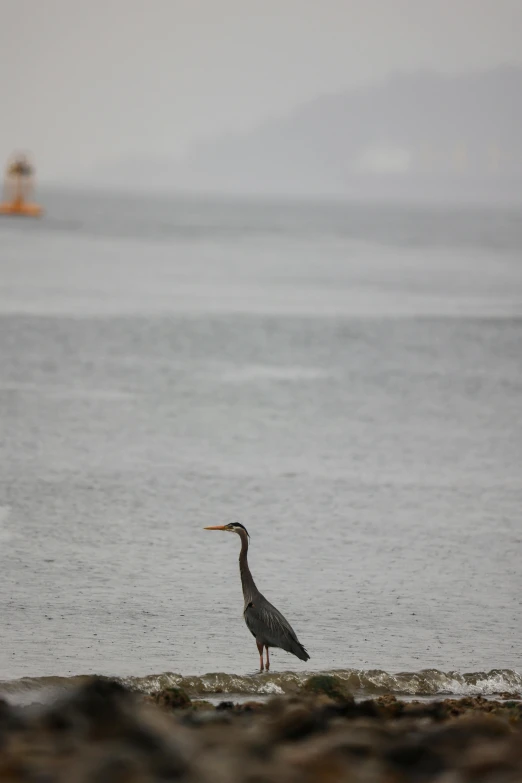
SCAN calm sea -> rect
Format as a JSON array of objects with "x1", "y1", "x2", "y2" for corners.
[{"x1": 0, "y1": 189, "x2": 521, "y2": 703}]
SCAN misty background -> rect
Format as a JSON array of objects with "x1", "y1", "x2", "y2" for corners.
[{"x1": 1, "y1": 0, "x2": 522, "y2": 202}]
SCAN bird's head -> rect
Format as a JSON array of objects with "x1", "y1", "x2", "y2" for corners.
[{"x1": 204, "y1": 522, "x2": 250, "y2": 538}]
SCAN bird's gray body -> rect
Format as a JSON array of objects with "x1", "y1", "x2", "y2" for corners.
[{"x1": 243, "y1": 595, "x2": 309, "y2": 661}]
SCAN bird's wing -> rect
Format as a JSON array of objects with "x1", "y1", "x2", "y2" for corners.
[{"x1": 244, "y1": 597, "x2": 309, "y2": 660}]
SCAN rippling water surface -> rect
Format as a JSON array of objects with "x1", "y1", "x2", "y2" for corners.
[{"x1": 0, "y1": 190, "x2": 520, "y2": 700}]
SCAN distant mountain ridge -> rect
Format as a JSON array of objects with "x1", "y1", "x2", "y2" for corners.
[{"x1": 93, "y1": 66, "x2": 522, "y2": 202}]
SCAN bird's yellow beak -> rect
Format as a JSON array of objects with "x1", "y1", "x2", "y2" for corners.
[{"x1": 204, "y1": 525, "x2": 227, "y2": 530}]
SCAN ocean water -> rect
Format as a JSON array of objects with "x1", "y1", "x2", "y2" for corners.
[{"x1": 0, "y1": 189, "x2": 521, "y2": 704}]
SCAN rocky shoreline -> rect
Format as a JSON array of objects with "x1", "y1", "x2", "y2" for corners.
[{"x1": 0, "y1": 675, "x2": 521, "y2": 781}]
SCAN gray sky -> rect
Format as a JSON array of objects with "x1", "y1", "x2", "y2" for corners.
[{"x1": 1, "y1": 0, "x2": 521, "y2": 182}]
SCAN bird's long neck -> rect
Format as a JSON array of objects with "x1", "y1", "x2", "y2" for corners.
[{"x1": 238, "y1": 529, "x2": 257, "y2": 606}]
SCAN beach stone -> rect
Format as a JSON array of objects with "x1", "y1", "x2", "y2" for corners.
[
  {"x1": 191, "y1": 700, "x2": 214, "y2": 711},
  {"x1": 181, "y1": 710, "x2": 233, "y2": 728},
  {"x1": 351, "y1": 699, "x2": 382, "y2": 719},
  {"x1": 152, "y1": 686, "x2": 191, "y2": 710},
  {"x1": 73, "y1": 748, "x2": 147, "y2": 783},
  {"x1": 384, "y1": 736, "x2": 448, "y2": 779},
  {"x1": 302, "y1": 675, "x2": 353, "y2": 702},
  {"x1": 280, "y1": 727, "x2": 383, "y2": 782},
  {"x1": 216, "y1": 701, "x2": 235, "y2": 711},
  {"x1": 235, "y1": 700, "x2": 266, "y2": 714},
  {"x1": 269, "y1": 703, "x2": 325, "y2": 742},
  {"x1": 39, "y1": 677, "x2": 137, "y2": 745}
]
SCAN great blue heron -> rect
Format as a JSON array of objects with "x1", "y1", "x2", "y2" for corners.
[{"x1": 204, "y1": 522, "x2": 310, "y2": 671}]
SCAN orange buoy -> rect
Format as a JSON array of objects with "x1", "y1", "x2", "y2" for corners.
[{"x1": 0, "y1": 153, "x2": 43, "y2": 217}]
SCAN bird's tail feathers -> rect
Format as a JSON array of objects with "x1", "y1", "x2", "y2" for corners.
[{"x1": 291, "y1": 640, "x2": 310, "y2": 661}]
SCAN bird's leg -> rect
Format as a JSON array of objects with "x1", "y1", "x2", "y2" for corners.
[
  {"x1": 256, "y1": 641, "x2": 264, "y2": 672},
  {"x1": 265, "y1": 646, "x2": 270, "y2": 671}
]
